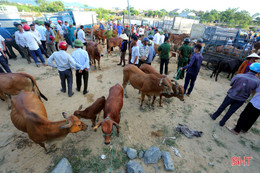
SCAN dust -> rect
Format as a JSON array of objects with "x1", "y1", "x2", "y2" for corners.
[
  {"x1": 15, "y1": 136, "x2": 33, "y2": 150},
  {"x1": 151, "y1": 130, "x2": 165, "y2": 137},
  {"x1": 85, "y1": 93, "x2": 94, "y2": 102}
]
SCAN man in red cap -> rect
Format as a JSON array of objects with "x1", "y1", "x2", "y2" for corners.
[{"x1": 47, "y1": 41, "x2": 82, "y2": 97}]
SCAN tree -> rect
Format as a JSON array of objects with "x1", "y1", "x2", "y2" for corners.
[
  {"x1": 35, "y1": 0, "x2": 48, "y2": 12},
  {"x1": 46, "y1": 1, "x2": 64, "y2": 12}
]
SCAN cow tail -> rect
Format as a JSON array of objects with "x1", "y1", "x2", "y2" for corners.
[{"x1": 21, "y1": 73, "x2": 48, "y2": 101}]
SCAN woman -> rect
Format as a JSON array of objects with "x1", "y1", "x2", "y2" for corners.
[
  {"x1": 237, "y1": 53, "x2": 260, "y2": 74},
  {"x1": 67, "y1": 24, "x2": 76, "y2": 48}
]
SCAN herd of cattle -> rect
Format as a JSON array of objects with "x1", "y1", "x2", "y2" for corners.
[{"x1": 0, "y1": 64, "x2": 184, "y2": 152}]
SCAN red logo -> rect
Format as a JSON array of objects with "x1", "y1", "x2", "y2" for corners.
[{"x1": 232, "y1": 156, "x2": 252, "y2": 166}]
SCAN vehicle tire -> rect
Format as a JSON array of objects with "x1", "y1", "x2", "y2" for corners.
[{"x1": 207, "y1": 59, "x2": 218, "y2": 70}]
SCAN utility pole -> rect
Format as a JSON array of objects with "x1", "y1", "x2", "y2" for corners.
[{"x1": 127, "y1": 0, "x2": 132, "y2": 50}]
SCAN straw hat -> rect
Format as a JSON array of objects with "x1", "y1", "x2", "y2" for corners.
[
  {"x1": 120, "y1": 34, "x2": 128, "y2": 40},
  {"x1": 74, "y1": 39, "x2": 83, "y2": 47},
  {"x1": 246, "y1": 53, "x2": 260, "y2": 60}
]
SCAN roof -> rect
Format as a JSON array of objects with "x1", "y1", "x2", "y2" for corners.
[{"x1": 179, "y1": 12, "x2": 196, "y2": 18}]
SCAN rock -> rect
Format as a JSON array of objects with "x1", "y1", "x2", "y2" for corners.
[
  {"x1": 123, "y1": 146, "x2": 128, "y2": 153},
  {"x1": 127, "y1": 148, "x2": 137, "y2": 160},
  {"x1": 138, "y1": 150, "x2": 144, "y2": 159},
  {"x1": 51, "y1": 158, "x2": 72, "y2": 173},
  {"x1": 144, "y1": 146, "x2": 162, "y2": 164},
  {"x1": 0, "y1": 132, "x2": 14, "y2": 148},
  {"x1": 126, "y1": 160, "x2": 145, "y2": 173},
  {"x1": 161, "y1": 151, "x2": 174, "y2": 171}
]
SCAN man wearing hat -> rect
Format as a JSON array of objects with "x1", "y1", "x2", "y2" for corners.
[
  {"x1": 124, "y1": 25, "x2": 130, "y2": 36},
  {"x1": 138, "y1": 37, "x2": 149, "y2": 67},
  {"x1": 72, "y1": 39, "x2": 90, "y2": 95},
  {"x1": 209, "y1": 62, "x2": 260, "y2": 127},
  {"x1": 118, "y1": 34, "x2": 128, "y2": 67},
  {"x1": 237, "y1": 53, "x2": 260, "y2": 74},
  {"x1": 158, "y1": 37, "x2": 171, "y2": 75},
  {"x1": 30, "y1": 24, "x2": 48, "y2": 58},
  {"x1": 21, "y1": 19, "x2": 27, "y2": 26},
  {"x1": 146, "y1": 40, "x2": 156, "y2": 65},
  {"x1": 37, "y1": 21, "x2": 47, "y2": 52},
  {"x1": 45, "y1": 23, "x2": 56, "y2": 57}
]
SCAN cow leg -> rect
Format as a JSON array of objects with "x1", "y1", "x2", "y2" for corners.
[
  {"x1": 147, "y1": 95, "x2": 152, "y2": 108},
  {"x1": 152, "y1": 96, "x2": 156, "y2": 107},
  {"x1": 0, "y1": 92, "x2": 10, "y2": 109},
  {"x1": 227, "y1": 72, "x2": 230, "y2": 79},
  {"x1": 91, "y1": 118, "x2": 96, "y2": 127},
  {"x1": 98, "y1": 59, "x2": 101, "y2": 70},
  {"x1": 140, "y1": 92, "x2": 145, "y2": 108},
  {"x1": 39, "y1": 142, "x2": 48, "y2": 153},
  {"x1": 122, "y1": 77, "x2": 128, "y2": 98},
  {"x1": 93, "y1": 58, "x2": 97, "y2": 70},
  {"x1": 159, "y1": 95, "x2": 163, "y2": 107},
  {"x1": 215, "y1": 69, "x2": 221, "y2": 81}
]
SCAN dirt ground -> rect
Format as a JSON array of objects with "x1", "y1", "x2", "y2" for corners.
[{"x1": 0, "y1": 46, "x2": 259, "y2": 173}]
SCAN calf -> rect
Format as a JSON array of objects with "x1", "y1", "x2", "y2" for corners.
[
  {"x1": 0, "y1": 73, "x2": 47, "y2": 108},
  {"x1": 93, "y1": 84, "x2": 123, "y2": 145},
  {"x1": 73, "y1": 96, "x2": 106, "y2": 127},
  {"x1": 11, "y1": 91, "x2": 87, "y2": 152},
  {"x1": 122, "y1": 64, "x2": 173, "y2": 108},
  {"x1": 86, "y1": 41, "x2": 103, "y2": 70},
  {"x1": 140, "y1": 64, "x2": 184, "y2": 106},
  {"x1": 107, "y1": 37, "x2": 123, "y2": 55},
  {"x1": 210, "y1": 59, "x2": 243, "y2": 81}
]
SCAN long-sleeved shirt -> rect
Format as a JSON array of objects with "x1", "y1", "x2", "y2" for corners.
[
  {"x1": 46, "y1": 28, "x2": 55, "y2": 44},
  {"x1": 159, "y1": 35, "x2": 165, "y2": 45},
  {"x1": 182, "y1": 53, "x2": 203, "y2": 76},
  {"x1": 62, "y1": 24, "x2": 67, "y2": 34},
  {"x1": 72, "y1": 48, "x2": 90, "y2": 70},
  {"x1": 15, "y1": 30, "x2": 27, "y2": 47},
  {"x1": 250, "y1": 85, "x2": 260, "y2": 110},
  {"x1": 47, "y1": 50, "x2": 82, "y2": 71},
  {"x1": 153, "y1": 33, "x2": 160, "y2": 44},
  {"x1": 118, "y1": 25, "x2": 123, "y2": 34},
  {"x1": 30, "y1": 29, "x2": 42, "y2": 40},
  {"x1": 139, "y1": 44, "x2": 149, "y2": 60},
  {"x1": 158, "y1": 42, "x2": 171, "y2": 59},
  {"x1": 146, "y1": 45, "x2": 156, "y2": 63},
  {"x1": 99, "y1": 24, "x2": 105, "y2": 30},
  {"x1": 0, "y1": 28, "x2": 14, "y2": 41},
  {"x1": 23, "y1": 31, "x2": 41, "y2": 51},
  {"x1": 56, "y1": 24, "x2": 63, "y2": 35},
  {"x1": 227, "y1": 72, "x2": 259, "y2": 101},
  {"x1": 77, "y1": 29, "x2": 86, "y2": 43},
  {"x1": 36, "y1": 25, "x2": 47, "y2": 41},
  {"x1": 0, "y1": 35, "x2": 5, "y2": 50}
]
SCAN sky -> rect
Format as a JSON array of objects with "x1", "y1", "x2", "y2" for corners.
[{"x1": 62, "y1": 0, "x2": 258, "y2": 15}]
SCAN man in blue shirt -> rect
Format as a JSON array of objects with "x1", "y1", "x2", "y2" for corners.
[
  {"x1": 180, "y1": 44, "x2": 203, "y2": 96},
  {"x1": 0, "y1": 26, "x2": 23, "y2": 59},
  {"x1": 146, "y1": 40, "x2": 155, "y2": 65},
  {"x1": 117, "y1": 23, "x2": 123, "y2": 36},
  {"x1": 72, "y1": 39, "x2": 90, "y2": 95},
  {"x1": 209, "y1": 64, "x2": 260, "y2": 127},
  {"x1": 99, "y1": 22, "x2": 105, "y2": 31}
]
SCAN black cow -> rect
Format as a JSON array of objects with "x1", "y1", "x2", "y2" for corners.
[{"x1": 210, "y1": 59, "x2": 243, "y2": 81}]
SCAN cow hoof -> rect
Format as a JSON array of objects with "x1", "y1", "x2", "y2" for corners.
[
  {"x1": 98, "y1": 68, "x2": 101, "y2": 70},
  {"x1": 94, "y1": 129, "x2": 97, "y2": 132},
  {"x1": 150, "y1": 106, "x2": 155, "y2": 110}
]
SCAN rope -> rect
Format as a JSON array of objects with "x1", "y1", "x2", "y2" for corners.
[
  {"x1": 109, "y1": 125, "x2": 115, "y2": 173},
  {"x1": 174, "y1": 68, "x2": 182, "y2": 80}
]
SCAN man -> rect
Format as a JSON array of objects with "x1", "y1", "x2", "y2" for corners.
[
  {"x1": 0, "y1": 26, "x2": 23, "y2": 59},
  {"x1": 23, "y1": 25, "x2": 46, "y2": 67},
  {"x1": 55, "y1": 20, "x2": 64, "y2": 50},
  {"x1": 118, "y1": 34, "x2": 128, "y2": 67},
  {"x1": 47, "y1": 41, "x2": 82, "y2": 97},
  {"x1": 67, "y1": 24, "x2": 76, "y2": 48},
  {"x1": 30, "y1": 24, "x2": 48, "y2": 58},
  {"x1": 0, "y1": 34, "x2": 9, "y2": 62},
  {"x1": 72, "y1": 39, "x2": 90, "y2": 95},
  {"x1": 158, "y1": 37, "x2": 171, "y2": 75},
  {"x1": 133, "y1": 24, "x2": 137, "y2": 34},
  {"x1": 77, "y1": 25, "x2": 87, "y2": 50},
  {"x1": 229, "y1": 65, "x2": 260, "y2": 135},
  {"x1": 130, "y1": 36, "x2": 139, "y2": 65},
  {"x1": 0, "y1": 46, "x2": 11, "y2": 73},
  {"x1": 37, "y1": 21, "x2": 47, "y2": 51},
  {"x1": 148, "y1": 35, "x2": 154, "y2": 47},
  {"x1": 180, "y1": 44, "x2": 203, "y2": 96},
  {"x1": 21, "y1": 19, "x2": 27, "y2": 26},
  {"x1": 117, "y1": 23, "x2": 124, "y2": 37},
  {"x1": 107, "y1": 21, "x2": 112, "y2": 30},
  {"x1": 153, "y1": 29, "x2": 160, "y2": 45},
  {"x1": 209, "y1": 64, "x2": 260, "y2": 127},
  {"x1": 62, "y1": 21, "x2": 68, "y2": 43},
  {"x1": 146, "y1": 40, "x2": 156, "y2": 65},
  {"x1": 113, "y1": 23, "x2": 117, "y2": 30},
  {"x1": 159, "y1": 31, "x2": 165, "y2": 45},
  {"x1": 124, "y1": 25, "x2": 130, "y2": 36},
  {"x1": 226, "y1": 37, "x2": 233, "y2": 46},
  {"x1": 45, "y1": 23, "x2": 56, "y2": 57},
  {"x1": 177, "y1": 38, "x2": 192, "y2": 79},
  {"x1": 237, "y1": 53, "x2": 260, "y2": 74},
  {"x1": 99, "y1": 22, "x2": 105, "y2": 31},
  {"x1": 138, "y1": 25, "x2": 144, "y2": 36},
  {"x1": 138, "y1": 37, "x2": 149, "y2": 67},
  {"x1": 15, "y1": 24, "x2": 31, "y2": 64}
]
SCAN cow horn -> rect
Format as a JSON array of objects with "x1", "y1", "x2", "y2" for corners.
[
  {"x1": 92, "y1": 122, "x2": 102, "y2": 130},
  {"x1": 159, "y1": 78, "x2": 163, "y2": 86},
  {"x1": 62, "y1": 112, "x2": 67, "y2": 119},
  {"x1": 59, "y1": 121, "x2": 72, "y2": 129},
  {"x1": 78, "y1": 105, "x2": 83, "y2": 111}
]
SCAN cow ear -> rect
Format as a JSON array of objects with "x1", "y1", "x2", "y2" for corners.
[
  {"x1": 78, "y1": 105, "x2": 83, "y2": 111},
  {"x1": 113, "y1": 121, "x2": 121, "y2": 129},
  {"x1": 62, "y1": 112, "x2": 67, "y2": 119},
  {"x1": 92, "y1": 122, "x2": 102, "y2": 130},
  {"x1": 60, "y1": 121, "x2": 72, "y2": 129}
]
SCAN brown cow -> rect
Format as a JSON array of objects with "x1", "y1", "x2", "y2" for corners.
[
  {"x1": 94, "y1": 29, "x2": 107, "y2": 45},
  {"x1": 93, "y1": 84, "x2": 123, "y2": 145},
  {"x1": 107, "y1": 37, "x2": 123, "y2": 55},
  {"x1": 122, "y1": 64, "x2": 173, "y2": 108},
  {"x1": 0, "y1": 73, "x2": 47, "y2": 108},
  {"x1": 86, "y1": 41, "x2": 103, "y2": 70},
  {"x1": 73, "y1": 96, "x2": 106, "y2": 127},
  {"x1": 140, "y1": 64, "x2": 184, "y2": 106},
  {"x1": 11, "y1": 91, "x2": 87, "y2": 152},
  {"x1": 169, "y1": 33, "x2": 190, "y2": 45}
]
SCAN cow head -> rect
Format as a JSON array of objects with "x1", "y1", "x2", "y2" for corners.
[
  {"x1": 159, "y1": 78, "x2": 174, "y2": 95},
  {"x1": 92, "y1": 117, "x2": 120, "y2": 145},
  {"x1": 73, "y1": 105, "x2": 83, "y2": 118},
  {"x1": 171, "y1": 80, "x2": 185, "y2": 101},
  {"x1": 60, "y1": 112, "x2": 87, "y2": 132}
]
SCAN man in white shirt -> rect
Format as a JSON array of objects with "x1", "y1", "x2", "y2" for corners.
[
  {"x1": 130, "y1": 36, "x2": 139, "y2": 65},
  {"x1": 138, "y1": 26, "x2": 144, "y2": 36},
  {"x1": 36, "y1": 21, "x2": 47, "y2": 51},
  {"x1": 47, "y1": 41, "x2": 82, "y2": 97},
  {"x1": 57, "y1": 20, "x2": 64, "y2": 40},
  {"x1": 72, "y1": 39, "x2": 90, "y2": 95},
  {"x1": 159, "y1": 31, "x2": 165, "y2": 45},
  {"x1": 23, "y1": 25, "x2": 46, "y2": 67},
  {"x1": 0, "y1": 36, "x2": 11, "y2": 73},
  {"x1": 31, "y1": 24, "x2": 48, "y2": 58},
  {"x1": 133, "y1": 24, "x2": 137, "y2": 33},
  {"x1": 77, "y1": 25, "x2": 87, "y2": 49},
  {"x1": 153, "y1": 29, "x2": 160, "y2": 45},
  {"x1": 15, "y1": 23, "x2": 31, "y2": 63}
]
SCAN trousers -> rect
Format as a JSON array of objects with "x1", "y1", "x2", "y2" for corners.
[
  {"x1": 160, "y1": 58, "x2": 169, "y2": 75},
  {"x1": 184, "y1": 73, "x2": 197, "y2": 94},
  {"x1": 234, "y1": 102, "x2": 260, "y2": 133},
  {"x1": 59, "y1": 69, "x2": 73, "y2": 96},
  {"x1": 30, "y1": 48, "x2": 46, "y2": 66},
  {"x1": 212, "y1": 95, "x2": 244, "y2": 126},
  {"x1": 76, "y1": 70, "x2": 89, "y2": 93},
  {"x1": 0, "y1": 55, "x2": 11, "y2": 73},
  {"x1": 5, "y1": 40, "x2": 24, "y2": 58}
]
